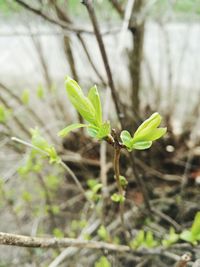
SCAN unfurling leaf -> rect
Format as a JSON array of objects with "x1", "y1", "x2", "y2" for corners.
[
  {"x1": 58, "y1": 123, "x2": 88, "y2": 137},
  {"x1": 88, "y1": 85, "x2": 102, "y2": 126},
  {"x1": 97, "y1": 121, "x2": 111, "y2": 139},
  {"x1": 65, "y1": 76, "x2": 96, "y2": 125},
  {"x1": 120, "y1": 130, "x2": 132, "y2": 149},
  {"x1": 111, "y1": 193, "x2": 125, "y2": 203},
  {"x1": 120, "y1": 112, "x2": 167, "y2": 151}
]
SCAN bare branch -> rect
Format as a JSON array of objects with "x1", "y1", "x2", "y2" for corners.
[
  {"x1": 109, "y1": 0, "x2": 124, "y2": 18},
  {"x1": 82, "y1": 0, "x2": 124, "y2": 128},
  {"x1": 0, "y1": 232, "x2": 130, "y2": 252}
]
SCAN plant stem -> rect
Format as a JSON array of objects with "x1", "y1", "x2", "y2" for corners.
[{"x1": 113, "y1": 147, "x2": 125, "y2": 231}]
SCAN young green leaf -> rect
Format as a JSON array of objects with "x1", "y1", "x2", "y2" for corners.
[
  {"x1": 132, "y1": 141, "x2": 152, "y2": 150},
  {"x1": 191, "y1": 212, "x2": 200, "y2": 239},
  {"x1": 97, "y1": 121, "x2": 111, "y2": 139},
  {"x1": 95, "y1": 256, "x2": 111, "y2": 267},
  {"x1": 21, "y1": 89, "x2": 30, "y2": 105},
  {"x1": 120, "y1": 130, "x2": 132, "y2": 149},
  {"x1": 88, "y1": 85, "x2": 102, "y2": 126},
  {"x1": 0, "y1": 105, "x2": 11, "y2": 123},
  {"x1": 134, "y1": 112, "x2": 161, "y2": 136},
  {"x1": 65, "y1": 76, "x2": 96, "y2": 125},
  {"x1": 130, "y1": 230, "x2": 145, "y2": 249},
  {"x1": 58, "y1": 123, "x2": 88, "y2": 137},
  {"x1": 180, "y1": 230, "x2": 194, "y2": 243},
  {"x1": 37, "y1": 84, "x2": 45, "y2": 100},
  {"x1": 111, "y1": 193, "x2": 125, "y2": 203}
]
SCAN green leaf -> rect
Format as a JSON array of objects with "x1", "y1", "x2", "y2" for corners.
[
  {"x1": 180, "y1": 230, "x2": 194, "y2": 243},
  {"x1": 162, "y1": 227, "x2": 179, "y2": 247},
  {"x1": 87, "y1": 126, "x2": 99, "y2": 138},
  {"x1": 131, "y1": 141, "x2": 152, "y2": 150},
  {"x1": 133, "y1": 127, "x2": 167, "y2": 143},
  {"x1": 31, "y1": 128, "x2": 60, "y2": 164},
  {"x1": 58, "y1": 123, "x2": 88, "y2": 137},
  {"x1": 191, "y1": 212, "x2": 200, "y2": 238},
  {"x1": 53, "y1": 228, "x2": 64, "y2": 238},
  {"x1": 37, "y1": 84, "x2": 45, "y2": 99},
  {"x1": 21, "y1": 89, "x2": 30, "y2": 105},
  {"x1": 88, "y1": 85, "x2": 102, "y2": 126},
  {"x1": 130, "y1": 230, "x2": 145, "y2": 249},
  {"x1": 97, "y1": 121, "x2": 111, "y2": 139},
  {"x1": 145, "y1": 231, "x2": 157, "y2": 248},
  {"x1": 111, "y1": 193, "x2": 125, "y2": 203},
  {"x1": 95, "y1": 256, "x2": 111, "y2": 267},
  {"x1": 134, "y1": 112, "x2": 162, "y2": 136},
  {"x1": 97, "y1": 225, "x2": 110, "y2": 241},
  {"x1": 92, "y1": 183, "x2": 102, "y2": 194},
  {"x1": 31, "y1": 128, "x2": 50, "y2": 151},
  {"x1": 119, "y1": 175, "x2": 128, "y2": 187},
  {"x1": 0, "y1": 105, "x2": 11, "y2": 123},
  {"x1": 65, "y1": 76, "x2": 96, "y2": 125},
  {"x1": 120, "y1": 130, "x2": 132, "y2": 149}
]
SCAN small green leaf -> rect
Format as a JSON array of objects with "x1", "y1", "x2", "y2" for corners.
[
  {"x1": 119, "y1": 175, "x2": 128, "y2": 187},
  {"x1": 120, "y1": 130, "x2": 132, "y2": 149},
  {"x1": 92, "y1": 183, "x2": 102, "y2": 194},
  {"x1": 87, "y1": 126, "x2": 99, "y2": 138},
  {"x1": 162, "y1": 227, "x2": 179, "y2": 247},
  {"x1": 37, "y1": 84, "x2": 45, "y2": 99},
  {"x1": 130, "y1": 230, "x2": 145, "y2": 249},
  {"x1": 132, "y1": 141, "x2": 152, "y2": 150},
  {"x1": 21, "y1": 89, "x2": 30, "y2": 105},
  {"x1": 133, "y1": 112, "x2": 166, "y2": 142},
  {"x1": 97, "y1": 225, "x2": 110, "y2": 241},
  {"x1": 53, "y1": 228, "x2": 64, "y2": 238},
  {"x1": 88, "y1": 85, "x2": 102, "y2": 126},
  {"x1": 65, "y1": 77, "x2": 96, "y2": 125},
  {"x1": 97, "y1": 121, "x2": 111, "y2": 139},
  {"x1": 145, "y1": 231, "x2": 157, "y2": 248},
  {"x1": 134, "y1": 112, "x2": 162, "y2": 136},
  {"x1": 58, "y1": 123, "x2": 88, "y2": 137},
  {"x1": 95, "y1": 256, "x2": 111, "y2": 267},
  {"x1": 111, "y1": 193, "x2": 125, "y2": 203},
  {"x1": 191, "y1": 212, "x2": 200, "y2": 238},
  {"x1": 31, "y1": 128, "x2": 60, "y2": 164},
  {"x1": 133, "y1": 127, "x2": 167, "y2": 143},
  {"x1": 0, "y1": 105, "x2": 11, "y2": 123},
  {"x1": 180, "y1": 230, "x2": 194, "y2": 243}
]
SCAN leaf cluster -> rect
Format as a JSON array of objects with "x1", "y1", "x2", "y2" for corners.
[
  {"x1": 58, "y1": 77, "x2": 166, "y2": 152},
  {"x1": 58, "y1": 77, "x2": 110, "y2": 140}
]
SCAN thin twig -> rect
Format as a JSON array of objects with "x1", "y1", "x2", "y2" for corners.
[
  {"x1": 82, "y1": 0, "x2": 124, "y2": 127},
  {"x1": 0, "y1": 232, "x2": 130, "y2": 252},
  {"x1": 114, "y1": 147, "x2": 125, "y2": 228}
]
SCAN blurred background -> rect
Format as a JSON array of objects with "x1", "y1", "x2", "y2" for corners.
[{"x1": 0, "y1": 0, "x2": 200, "y2": 266}]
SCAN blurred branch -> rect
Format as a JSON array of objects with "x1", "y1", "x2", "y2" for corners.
[
  {"x1": 82, "y1": 0, "x2": 124, "y2": 128},
  {"x1": 14, "y1": 0, "x2": 119, "y2": 35},
  {"x1": 109, "y1": 0, "x2": 124, "y2": 18},
  {"x1": 0, "y1": 232, "x2": 130, "y2": 252}
]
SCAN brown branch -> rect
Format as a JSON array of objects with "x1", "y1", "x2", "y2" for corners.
[
  {"x1": 82, "y1": 0, "x2": 124, "y2": 128},
  {"x1": 14, "y1": 0, "x2": 118, "y2": 36},
  {"x1": 14, "y1": 0, "x2": 92, "y2": 34},
  {"x1": 109, "y1": 0, "x2": 124, "y2": 18},
  {"x1": 77, "y1": 33, "x2": 106, "y2": 85},
  {"x1": 0, "y1": 232, "x2": 130, "y2": 252}
]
